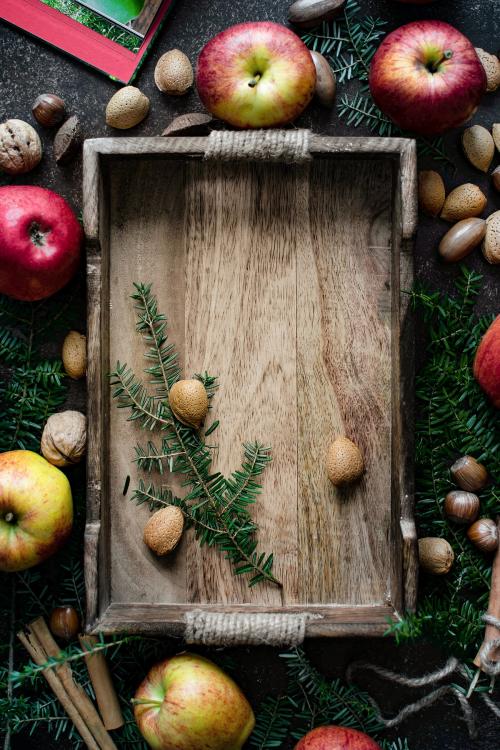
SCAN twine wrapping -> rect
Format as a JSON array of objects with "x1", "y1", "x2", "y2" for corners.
[
  {"x1": 478, "y1": 614, "x2": 500, "y2": 677},
  {"x1": 184, "y1": 611, "x2": 320, "y2": 646},
  {"x1": 347, "y1": 658, "x2": 477, "y2": 738},
  {"x1": 204, "y1": 129, "x2": 311, "y2": 163}
]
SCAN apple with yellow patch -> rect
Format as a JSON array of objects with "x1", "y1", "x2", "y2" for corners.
[
  {"x1": 196, "y1": 22, "x2": 316, "y2": 128},
  {"x1": 0, "y1": 450, "x2": 73, "y2": 572},
  {"x1": 133, "y1": 653, "x2": 255, "y2": 750}
]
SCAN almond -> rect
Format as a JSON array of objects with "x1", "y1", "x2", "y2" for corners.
[
  {"x1": 154, "y1": 50, "x2": 193, "y2": 95},
  {"x1": 169, "y1": 379, "x2": 209, "y2": 429},
  {"x1": 462, "y1": 125, "x2": 495, "y2": 172},
  {"x1": 475, "y1": 48, "x2": 500, "y2": 93},
  {"x1": 440, "y1": 183, "x2": 487, "y2": 222},
  {"x1": 143, "y1": 506, "x2": 184, "y2": 556},
  {"x1": 492, "y1": 166, "x2": 500, "y2": 192},
  {"x1": 62, "y1": 330, "x2": 86, "y2": 379},
  {"x1": 482, "y1": 210, "x2": 500, "y2": 265},
  {"x1": 418, "y1": 170, "x2": 445, "y2": 217},
  {"x1": 326, "y1": 436, "x2": 364, "y2": 486},
  {"x1": 493, "y1": 124, "x2": 500, "y2": 152},
  {"x1": 105, "y1": 86, "x2": 150, "y2": 130}
]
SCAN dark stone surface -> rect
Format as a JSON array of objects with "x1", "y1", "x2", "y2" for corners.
[{"x1": 1, "y1": 1, "x2": 500, "y2": 748}]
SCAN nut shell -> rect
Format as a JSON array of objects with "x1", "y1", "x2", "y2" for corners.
[
  {"x1": 310, "y1": 51, "x2": 336, "y2": 107},
  {"x1": 326, "y1": 436, "x2": 364, "y2": 486},
  {"x1": 450, "y1": 455, "x2": 488, "y2": 492},
  {"x1": 462, "y1": 125, "x2": 495, "y2": 172},
  {"x1": 444, "y1": 490, "x2": 480, "y2": 525},
  {"x1": 169, "y1": 379, "x2": 209, "y2": 428},
  {"x1": 467, "y1": 518, "x2": 498, "y2": 553},
  {"x1": 438, "y1": 218, "x2": 486, "y2": 263},
  {"x1": 32, "y1": 94, "x2": 66, "y2": 127},
  {"x1": 418, "y1": 170, "x2": 446, "y2": 217},
  {"x1": 62, "y1": 331, "x2": 87, "y2": 380},
  {"x1": 41, "y1": 411, "x2": 86, "y2": 467},
  {"x1": 0, "y1": 119, "x2": 42, "y2": 175},
  {"x1": 492, "y1": 166, "x2": 500, "y2": 192},
  {"x1": 418, "y1": 537, "x2": 454, "y2": 575},
  {"x1": 440, "y1": 183, "x2": 487, "y2": 223},
  {"x1": 288, "y1": 0, "x2": 346, "y2": 28},
  {"x1": 143, "y1": 506, "x2": 184, "y2": 556},
  {"x1": 54, "y1": 115, "x2": 82, "y2": 164},
  {"x1": 482, "y1": 210, "x2": 500, "y2": 265},
  {"x1": 493, "y1": 124, "x2": 500, "y2": 152},
  {"x1": 49, "y1": 606, "x2": 80, "y2": 641},
  {"x1": 154, "y1": 50, "x2": 193, "y2": 95},
  {"x1": 475, "y1": 49, "x2": 500, "y2": 93},
  {"x1": 106, "y1": 86, "x2": 150, "y2": 130},
  {"x1": 162, "y1": 113, "x2": 215, "y2": 137}
]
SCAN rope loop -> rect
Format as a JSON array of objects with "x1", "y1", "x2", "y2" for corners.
[{"x1": 204, "y1": 129, "x2": 311, "y2": 163}]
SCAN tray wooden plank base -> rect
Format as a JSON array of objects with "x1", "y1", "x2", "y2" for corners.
[{"x1": 83, "y1": 136, "x2": 417, "y2": 637}]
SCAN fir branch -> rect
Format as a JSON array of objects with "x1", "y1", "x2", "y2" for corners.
[
  {"x1": 389, "y1": 267, "x2": 499, "y2": 658},
  {"x1": 111, "y1": 283, "x2": 281, "y2": 588},
  {"x1": 250, "y1": 696, "x2": 293, "y2": 749}
]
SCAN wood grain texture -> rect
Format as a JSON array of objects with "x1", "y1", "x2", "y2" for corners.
[{"x1": 83, "y1": 135, "x2": 416, "y2": 635}]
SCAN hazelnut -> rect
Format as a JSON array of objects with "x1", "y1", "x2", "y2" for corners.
[
  {"x1": 143, "y1": 506, "x2": 184, "y2": 556},
  {"x1": 169, "y1": 379, "x2": 209, "y2": 428},
  {"x1": 418, "y1": 537, "x2": 454, "y2": 575},
  {"x1": 0, "y1": 119, "x2": 42, "y2": 175},
  {"x1": 154, "y1": 50, "x2": 193, "y2": 95},
  {"x1": 49, "y1": 606, "x2": 80, "y2": 641},
  {"x1": 41, "y1": 411, "x2": 86, "y2": 467},
  {"x1": 62, "y1": 331, "x2": 86, "y2": 380},
  {"x1": 32, "y1": 94, "x2": 66, "y2": 127},
  {"x1": 326, "y1": 436, "x2": 364, "y2": 486}
]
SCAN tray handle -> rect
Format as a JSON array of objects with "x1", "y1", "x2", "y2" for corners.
[
  {"x1": 204, "y1": 129, "x2": 312, "y2": 163},
  {"x1": 184, "y1": 610, "x2": 321, "y2": 646}
]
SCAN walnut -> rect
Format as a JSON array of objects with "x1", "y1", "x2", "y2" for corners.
[
  {"x1": 41, "y1": 411, "x2": 86, "y2": 467},
  {"x1": 0, "y1": 119, "x2": 42, "y2": 175}
]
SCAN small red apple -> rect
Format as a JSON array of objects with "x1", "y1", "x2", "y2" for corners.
[
  {"x1": 473, "y1": 315, "x2": 500, "y2": 408},
  {"x1": 196, "y1": 22, "x2": 316, "y2": 128},
  {"x1": 0, "y1": 185, "x2": 82, "y2": 301},
  {"x1": 295, "y1": 726, "x2": 381, "y2": 749},
  {"x1": 369, "y1": 21, "x2": 486, "y2": 136}
]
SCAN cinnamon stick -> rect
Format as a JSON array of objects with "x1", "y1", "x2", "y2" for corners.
[
  {"x1": 30, "y1": 618, "x2": 118, "y2": 750},
  {"x1": 17, "y1": 626, "x2": 100, "y2": 750},
  {"x1": 79, "y1": 635, "x2": 124, "y2": 730},
  {"x1": 474, "y1": 519, "x2": 500, "y2": 671}
]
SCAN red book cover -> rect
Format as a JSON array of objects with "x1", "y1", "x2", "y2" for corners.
[{"x1": 1, "y1": 0, "x2": 175, "y2": 83}]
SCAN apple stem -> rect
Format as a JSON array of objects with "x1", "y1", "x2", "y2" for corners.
[
  {"x1": 4, "y1": 512, "x2": 14, "y2": 523},
  {"x1": 131, "y1": 698, "x2": 163, "y2": 708},
  {"x1": 429, "y1": 50, "x2": 454, "y2": 72},
  {"x1": 248, "y1": 73, "x2": 262, "y2": 88}
]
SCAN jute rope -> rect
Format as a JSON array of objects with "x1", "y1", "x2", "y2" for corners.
[
  {"x1": 204, "y1": 129, "x2": 311, "y2": 163},
  {"x1": 184, "y1": 611, "x2": 320, "y2": 647},
  {"x1": 346, "y1": 657, "x2": 477, "y2": 738}
]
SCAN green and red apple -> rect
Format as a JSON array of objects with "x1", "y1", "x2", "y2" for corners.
[
  {"x1": 0, "y1": 450, "x2": 73, "y2": 572},
  {"x1": 133, "y1": 653, "x2": 255, "y2": 750},
  {"x1": 196, "y1": 22, "x2": 316, "y2": 128},
  {"x1": 474, "y1": 315, "x2": 500, "y2": 408},
  {"x1": 295, "y1": 725, "x2": 382, "y2": 749},
  {"x1": 369, "y1": 20, "x2": 486, "y2": 136}
]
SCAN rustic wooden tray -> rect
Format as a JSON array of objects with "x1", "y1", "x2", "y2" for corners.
[{"x1": 83, "y1": 134, "x2": 418, "y2": 637}]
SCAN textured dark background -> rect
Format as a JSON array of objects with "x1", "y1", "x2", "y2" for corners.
[{"x1": 1, "y1": 0, "x2": 500, "y2": 748}]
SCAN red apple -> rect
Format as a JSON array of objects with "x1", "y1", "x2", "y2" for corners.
[
  {"x1": 369, "y1": 21, "x2": 486, "y2": 136},
  {"x1": 134, "y1": 653, "x2": 255, "y2": 749},
  {"x1": 0, "y1": 451, "x2": 73, "y2": 572},
  {"x1": 0, "y1": 185, "x2": 82, "y2": 301},
  {"x1": 473, "y1": 315, "x2": 500, "y2": 408},
  {"x1": 295, "y1": 726, "x2": 381, "y2": 749},
  {"x1": 196, "y1": 22, "x2": 316, "y2": 128}
]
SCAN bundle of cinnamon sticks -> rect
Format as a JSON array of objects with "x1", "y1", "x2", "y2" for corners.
[{"x1": 17, "y1": 617, "x2": 123, "y2": 750}]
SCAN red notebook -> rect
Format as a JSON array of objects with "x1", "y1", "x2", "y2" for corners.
[{"x1": 1, "y1": 0, "x2": 175, "y2": 83}]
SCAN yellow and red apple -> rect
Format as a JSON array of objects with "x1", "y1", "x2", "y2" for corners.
[
  {"x1": 474, "y1": 315, "x2": 500, "y2": 408},
  {"x1": 0, "y1": 450, "x2": 73, "y2": 572},
  {"x1": 196, "y1": 22, "x2": 316, "y2": 128},
  {"x1": 294, "y1": 725, "x2": 382, "y2": 749},
  {"x1": 133, "y1": 653, "x2": 255, "y2": 750},
  {"x1": 369, "y1": 20, "x2": 486, "y2": 136}
]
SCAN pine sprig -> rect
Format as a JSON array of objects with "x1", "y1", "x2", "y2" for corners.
[
  {"x1": 250, "y1": 695, "x2": 293, "y2": 749},
  {"x1": 388, "y1": 267, "x2": 500, "y2": 658},
  {"x1": 110, "y1": 283, "x2": 280, "y2": 588},
  {"x1": 301, "y1": 0, "x2": 386, "y2": 83}
]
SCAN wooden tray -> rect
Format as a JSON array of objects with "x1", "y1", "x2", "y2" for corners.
[{"x1": 83, "y1": 134, "x2": 418, "y2": 637}]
